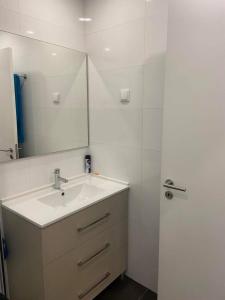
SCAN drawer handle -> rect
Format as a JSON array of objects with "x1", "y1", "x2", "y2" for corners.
[
  {"x1": 77, "y1": 213, "x2": 110, "y2": 233},
  {"x1": 77, "y1": 243, "x2": 110, "y2": 267},
  {"x1": 78, "y1": 272, "x2": 111, "y2": 299}
]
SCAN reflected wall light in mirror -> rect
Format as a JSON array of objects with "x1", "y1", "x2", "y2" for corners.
[
  {"x1": 26, "y1": 30, "x2": 35, "y2": 35},
  {"x1": 78, "y1": 17, "x2": 92, "y2": 22},
  {"x1": 0, "y1": 31, "x2": 89, "y2": 163}
]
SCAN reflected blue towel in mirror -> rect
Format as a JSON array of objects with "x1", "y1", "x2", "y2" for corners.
[{"x1": 14, "y1": 74, "x2": 25, "y2": 144}]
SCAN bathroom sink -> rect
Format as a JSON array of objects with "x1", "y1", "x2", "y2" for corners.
[
  {"x1": 1, "y1": 174, "x2": 129, "y2": 227},
  {"x1": 38, "y1": 183, "x2": 105, "y2": 208}
]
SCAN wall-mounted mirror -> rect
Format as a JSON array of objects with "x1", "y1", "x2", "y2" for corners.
[{"x1": 0, "y1": 31, "x2": 89, "y2": 163}]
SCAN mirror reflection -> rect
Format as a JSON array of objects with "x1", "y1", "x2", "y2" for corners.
[{"x1": 0, "y1": 31, "x2": 89, "y2": 163}]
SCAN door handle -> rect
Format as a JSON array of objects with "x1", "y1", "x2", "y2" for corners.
[
  {"x1": 0, "y1": 148, "x2": 13, "y2": 153},
  {"x1": 163, "y1": 179, "x2": 186, "y2": 192},
  {"x1": 0, "y1": 148, "x2": 14, "y2": 159}
]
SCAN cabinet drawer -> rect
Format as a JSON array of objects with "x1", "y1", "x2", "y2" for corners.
[
  {"x1": 76, "y1": 245, "x2": 127, "y2": 300},
  {"x1": 42, "y1": 191, "x2": 128, "y2": 265},
  {"x1": 76, "y1": 220, "x2": 127, "y2": 267},
  {"x1": 76, "y1": 221, "x2": 127, "y2": 296},
  {"x1": 42, "y1": 214, "x2": 77, "y2": 265},
  {"x1": 75, "y1": 191, "x2": 128, "y2": 244},
  {"x1": 43, "y1": 250, "x2": 78, "y2": 300},
  {"x1": 44, "y1": 244, "x2": 127, "y2": 300}
]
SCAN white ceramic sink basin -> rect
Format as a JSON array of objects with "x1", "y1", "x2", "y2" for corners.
[
  {"x1": 38, "y1": 183, "x2": 105, "y2": 208},
  {"x1": 1, "y1": 174, "x2": 129, "y2": 227}
]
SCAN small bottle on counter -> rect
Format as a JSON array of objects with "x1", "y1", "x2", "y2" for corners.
[{"x1": 84, "y1": 154, "x2": 92, "y2": 174}]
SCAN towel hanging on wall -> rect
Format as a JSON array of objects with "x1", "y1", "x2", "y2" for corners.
[{"x1": 14, "y1": 74, "x2": 25, "y2": 144}]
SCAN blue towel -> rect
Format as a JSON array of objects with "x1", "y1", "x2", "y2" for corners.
[{"x1": 14, "y1": 74, "x2": 25, "y2": 144}]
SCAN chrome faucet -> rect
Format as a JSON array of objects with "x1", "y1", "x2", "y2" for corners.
[{"x1": 53, "y1": 168, "x2": 68, "y2": 190}]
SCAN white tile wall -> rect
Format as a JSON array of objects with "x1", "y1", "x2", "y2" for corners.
[
  {"x1": 85, "y1": 0, "x2": 168, "y2": 292},
  {"x1": 0, "y1": 0, "x2": 20, "y2": 12},
  {"x1": 0, "y1": 7, "x2": 21, "y2": 35},
  {"x1": 0, "y1": 0, "x2": 168, "y2": 293},
  {"x1": 84, "y1": 0, "x2": 145, "y2": 34},
  {"x1": 88, "y1": 61, "x2": 144, "y2": 109},
  {"x1": 0, "y1": 1, "x2": 85, "y2": 52},
  {"x1": 0, "y1": 0, "x2": 88, "y2": 199},
  {"x1": 143, "y1": 109, "x2": 162, "y2": 151},
  {"x1": 143, "y1": 55, "x2": 165, "y2": 109},
  {"x1": 19, "y1": 0, "x2": 84, "y2": 32},
  {"x1": 0, "y1": 149, "x2": 87, "y2": 198},
  {"x1": 86, "y1": 20, "x2": 145, "y2": 71}
]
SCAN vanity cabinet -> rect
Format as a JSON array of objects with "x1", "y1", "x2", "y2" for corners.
[{"x1": 2, "y1": 190, "x2": 128, "y2": 300}]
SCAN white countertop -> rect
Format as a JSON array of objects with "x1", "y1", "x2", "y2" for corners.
[{"x1": 1, "y1": 174, "x2": 129, "y2": 228}]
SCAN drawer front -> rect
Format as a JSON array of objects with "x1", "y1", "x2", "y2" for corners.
[
  {"x1": 43, "y1": 220, "x2": 128, "y2": 300},
  {"x1": 75, "y1": 199, "x2": 112, "y2": 244},
  {"x1": 44, "y1": 245, "x2": 127, "y2": 300},
  {"x1": 77, "y1": 272, "x2": 113, "y2": 300},
  {"x1": 42, "y1": 191, "x2": 128, "y2": 265},
  {"x1": 75, "y1": 191, "x2": 128, "y2": 245},
  {"x1": 44, "y1": 250, "x2": 78, "y2": 300},
  {"x1": 76, "y1": 221, "x2": 128, "y2": 297},
  {"x1": 108, "y1": 190, "x2": 128, "y2": 222},
  {"x1": 76, "y1": 245, "x2": 127, "y2": 300},
  {"x1": 42, "y1": 214, "x2": 77, "y2": 265},
  {"x1": 76, "y1": 219, "x2": 127, "y2": 268}
]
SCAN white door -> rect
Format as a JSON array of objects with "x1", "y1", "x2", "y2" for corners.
[
  {"x1": 158, "y1": 0, "x2": 225, "y2": 299},
  {"x1": 0, "y1": 48, "x2": 18, "y2": 162}
]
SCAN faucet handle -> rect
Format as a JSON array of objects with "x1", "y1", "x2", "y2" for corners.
[{"x1": 54, "y1": 168, "x2": 60, "y2": 175}]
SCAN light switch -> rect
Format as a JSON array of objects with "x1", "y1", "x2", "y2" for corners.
[
  {"x1": 53, "y1": 92, "x2": 61, "y2": 104},
  {"x1": 120, "y1": 88, "x2": 130, "y2": 103}
]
